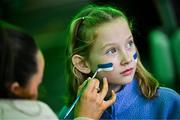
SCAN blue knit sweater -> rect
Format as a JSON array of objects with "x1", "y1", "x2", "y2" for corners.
[
  {"x1": 59, "y1": 79, "x2": 180, "y2": 119},
  {"x1": 101, "y1": 79, "x2": 180, "y2": 119}
]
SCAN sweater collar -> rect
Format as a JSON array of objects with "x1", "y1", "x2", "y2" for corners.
[{"x1": 114, "y1": 78, "x2": 139, "y2": 113}]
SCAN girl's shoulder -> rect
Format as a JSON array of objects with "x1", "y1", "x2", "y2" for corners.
[
  {"x1": 156, "y1": 87, "x2": 180, "y2": 117},
  {"x1": 157, "y1": 87, "x2": 180, "y2": 101}
]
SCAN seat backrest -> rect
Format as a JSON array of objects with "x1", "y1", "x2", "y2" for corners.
[{"x1": 149, "y1": 29, "x2": 175, "y2": 87}]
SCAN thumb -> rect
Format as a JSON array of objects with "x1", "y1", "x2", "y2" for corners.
[{"x1": 103, "y1": 90, "x2": 116, "y2": 109}]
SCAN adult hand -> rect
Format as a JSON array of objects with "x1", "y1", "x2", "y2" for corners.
[{"x1": 74, "y1": 77, "x2": 116, "y2": 120}]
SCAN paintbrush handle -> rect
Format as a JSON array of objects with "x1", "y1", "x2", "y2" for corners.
[
  {"x1": 64, "y1": 95, "x2": 80, "y2": 119},
  {"x1": 64, "y1": 69, "x2": 99, "y2": 119},
  {"x1": 92, "y1": 69, "x2": 99, "y2": 79}
]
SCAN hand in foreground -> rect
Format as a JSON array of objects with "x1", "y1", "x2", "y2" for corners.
[{"x1": 74, "y1": 77, "x2": 116, "y2": 120}]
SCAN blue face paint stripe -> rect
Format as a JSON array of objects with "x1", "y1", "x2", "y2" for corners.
[
  {"x1": 92, "y1": 62, "x2": 113, "y2": 79},
  {"x1": 97, "y1": 62, "x2": 113, "y2": 68},
  {"x1": 133, "y1": 52, "x2": 137, "y2": 60}
]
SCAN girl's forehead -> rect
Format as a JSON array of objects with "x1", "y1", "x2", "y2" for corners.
[
  {"x1": 95, "y1": 18, "x2": 129, "y2": 34},
  {"x1": 93, "y1": 18, "x2": 132, "y2": 44}
]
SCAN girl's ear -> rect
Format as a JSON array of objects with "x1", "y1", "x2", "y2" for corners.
[{"x1": 72, "y1": 54, "x2": 91, "y2": 74}]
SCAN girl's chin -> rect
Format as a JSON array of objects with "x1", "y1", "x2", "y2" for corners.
[{"x1": 110, "y1": 77, "x2": 134, "y2": 85}]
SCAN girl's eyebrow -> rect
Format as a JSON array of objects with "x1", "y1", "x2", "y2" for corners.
[
  {"x1": 100, "y1": 43, "x2": 117, "y2": 50},
  {"x1": 127, "y1": 35, "x2": 133, "y2": 40},
  {"x1": 100, "y1": 35, "x2": 133, "y2": 50},
  {"x1": 125, "y1": 35, "x2": 133, "y2": 42}
]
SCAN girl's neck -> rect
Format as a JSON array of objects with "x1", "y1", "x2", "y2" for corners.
[{"x1": 106, "y1": 83, "x2": 122, "y2": 98}]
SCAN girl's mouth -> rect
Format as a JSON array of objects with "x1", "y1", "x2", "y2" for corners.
[{"x1": 120, "y1": 68, "x2": 133, "y2": 76}]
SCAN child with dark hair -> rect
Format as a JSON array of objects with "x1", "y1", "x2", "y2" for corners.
[{"x1": 0, "y1": 21, "x2": 58, "y2": 120}]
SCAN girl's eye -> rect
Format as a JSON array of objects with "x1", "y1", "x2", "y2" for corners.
[
  {"x1": 127, "y1": 40, "x2": 134, "y2": 49},
  {"x1": 105, "y1": 48, "x2": 117, "y2": 55}
]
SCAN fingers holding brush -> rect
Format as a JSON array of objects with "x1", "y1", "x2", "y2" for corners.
[{"x1": 74, "y1": 77, "x2": 116, "y2": 120}]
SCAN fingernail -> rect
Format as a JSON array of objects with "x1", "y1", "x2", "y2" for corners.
[{"x1": 103, "y1": 77, "x2": 107, "y2": 81}]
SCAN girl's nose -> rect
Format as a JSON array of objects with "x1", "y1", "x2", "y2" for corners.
[{"x1": 120, "y1": 51, "x2": 132, "y2": 65}]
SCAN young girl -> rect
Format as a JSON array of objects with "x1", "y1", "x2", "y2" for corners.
[{"x1": 59, "y1": 4, "x2": 180, "y2": 119}]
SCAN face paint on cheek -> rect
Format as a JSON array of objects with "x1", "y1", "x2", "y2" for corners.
[
  {"x1": 92, "y1": 62, "x2": 113, "y2": 78},
  {"x1": 133, "y1": 52, "x2": 138, "y2": 63}
]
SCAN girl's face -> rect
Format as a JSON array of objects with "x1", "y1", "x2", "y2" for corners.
[{"x1": 88, "y1": 18, "x2": 137, "y2": 86}]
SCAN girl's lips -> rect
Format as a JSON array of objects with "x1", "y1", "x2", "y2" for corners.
[{"x1": 120, "y1": 68, "x2": 133, "y2": 76}]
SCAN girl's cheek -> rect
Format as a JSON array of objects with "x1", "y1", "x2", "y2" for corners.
[{"x1": 97, "y1": 71, "x2": 114, "y2": 81}]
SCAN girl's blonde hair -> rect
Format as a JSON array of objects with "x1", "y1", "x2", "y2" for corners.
[{"x1": 65, "y1": 4, "x2": 159, "y2": 106}]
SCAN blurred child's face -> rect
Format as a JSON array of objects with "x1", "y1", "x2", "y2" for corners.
[
  {"x1": 20, "y1": 51, "x2": 44, "y2": 100},
  {"x1": 88, "y1": 18, "x2": 137, "y2": 86}
]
